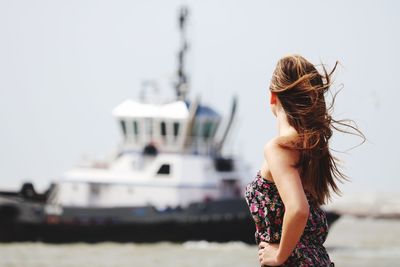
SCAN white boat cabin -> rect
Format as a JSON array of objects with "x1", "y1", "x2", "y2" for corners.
[{"x1": 113, "y1": 99, "x2": 221, "y2": 155}]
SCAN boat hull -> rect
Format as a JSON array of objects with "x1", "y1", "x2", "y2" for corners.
[{"x1": 0, "y1": 197, "x2": 340, "y2": 244}]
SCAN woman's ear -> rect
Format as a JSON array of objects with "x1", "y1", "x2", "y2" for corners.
[{"x1": 270, "y1": 91, "x2": 277, "y2": 105}]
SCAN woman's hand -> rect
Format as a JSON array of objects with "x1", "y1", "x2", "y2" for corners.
[{"x1": 258, "y1": 241, "x2": 284, "y2": 266}]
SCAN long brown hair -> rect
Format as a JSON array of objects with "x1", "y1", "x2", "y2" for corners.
[{"x1": 270, "y1": 54, "x2": 366, "y2": 205}]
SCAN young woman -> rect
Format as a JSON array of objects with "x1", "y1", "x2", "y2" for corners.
[{"x1": 244, "y1": 55, "x2": 365, "y2": 266}]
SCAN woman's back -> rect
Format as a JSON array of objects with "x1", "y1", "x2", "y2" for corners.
[{"x1": 244, "y1": 170, "x2": 334, "y2": 266}]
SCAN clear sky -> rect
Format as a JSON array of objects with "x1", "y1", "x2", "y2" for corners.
[{"x1": 0, "y1": 0, "x2": 398, "y2": 195}]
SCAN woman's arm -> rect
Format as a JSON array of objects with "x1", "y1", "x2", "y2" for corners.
[{"x1": 261, "y1": 139, "x2": 310, "y2": 264}]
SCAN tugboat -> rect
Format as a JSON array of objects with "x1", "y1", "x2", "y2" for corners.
[{"x1": 0, "y1": 6, "x2": 340, "y2": 244}]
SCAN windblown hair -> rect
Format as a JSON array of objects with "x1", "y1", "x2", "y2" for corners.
[{"x1": 270, "y1": 54, "x2": 366, "y2": 206}]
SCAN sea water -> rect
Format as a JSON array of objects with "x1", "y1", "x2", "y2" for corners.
[{"x1": 0, "y1": 216, "x2": 399, "y2": 267}]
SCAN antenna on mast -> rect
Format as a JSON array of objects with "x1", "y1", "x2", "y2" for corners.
[{"x1": 174, "y1": 6, "x2": 190, "y2": 101}]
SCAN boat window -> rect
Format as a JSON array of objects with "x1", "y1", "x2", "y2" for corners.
[
  {"x1": 211, "y1": 120, "x2": 219, "y2": 137},
  {"x1": 173, "y1": 122, "x2": 180, "y2": 137},
  {"x1": 203, "y1": 121, "x2": 213, "y2": 139},
  {"x1": 90, "y1": 183, "x2": 101, "y2": 195},
  {"x1": 133, "y1": 120, "x2": 139, "y2": 136},
  {"x1": 192, "y1": 121, "x2": 199, "y2": 136},
  {"x1": 157, "y1": 164, "x2": 170, "y2": 175},
  {"x1": 120, "y1": 120, "x2": 127, "y2": 137},
  {"x1": 161, "y1": 121, "x2": 167, "y2": 136},
  {"x1": 145, "y1": 118, "x2": 153, "y2": 136}
]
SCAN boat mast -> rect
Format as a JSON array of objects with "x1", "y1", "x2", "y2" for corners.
[{"x1": 175, "y1": 6, "x2": 189, "y2": 101}]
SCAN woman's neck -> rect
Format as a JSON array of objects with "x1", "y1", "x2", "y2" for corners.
[{"x1": 276, "y1": 108, "x2": 295, "y2": 136}]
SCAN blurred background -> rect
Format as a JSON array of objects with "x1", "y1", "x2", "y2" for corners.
[{"x1": 0, "y1": 0, "x2": 399, "y2": 266}]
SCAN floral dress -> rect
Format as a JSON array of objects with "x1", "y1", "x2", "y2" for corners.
[{"x1": 244, "y1": 170, "x2": 334, "y2": 267}]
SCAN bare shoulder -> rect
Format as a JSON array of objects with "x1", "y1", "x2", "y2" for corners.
[
  {"x1": 263, "y1": 136, "x2": 300, "y2": 166},
  {"x1": 263, "y1": 137, "x2": 281, "y2": 152}
]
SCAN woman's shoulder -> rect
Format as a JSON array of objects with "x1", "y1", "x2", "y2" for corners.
[
  {"x1": 264, "y1": 132, "x2": 301, "y2": 150},
  {"x1": 263, "y1": 134, "x2": 301, "y2": 164}
]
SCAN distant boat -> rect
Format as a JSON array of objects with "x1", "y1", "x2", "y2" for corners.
[{"x1": 0, "y1": 6, "x2": 340, "y2": 244}]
